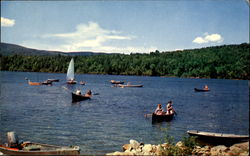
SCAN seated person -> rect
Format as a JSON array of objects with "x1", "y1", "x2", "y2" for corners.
[
  {"x1": 204, "y1": 85, "x2": 209, "y2": 90},
  {"x1": 166, "y1": 101, "x2": 174, "y2": 115},
  {"x1": 154, "y1": 104, "x2": 164, "y2": 115},
  {"x1": 76, "y1": 89, "x2": 81, "y2": 95},
  {"x1": 85, "y1": 90, "x2": 92, "y2": 97}
]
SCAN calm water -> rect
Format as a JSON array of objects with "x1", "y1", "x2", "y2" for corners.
[{"x1": 0, "y1": 71, "x2": 249, "y2": 154}]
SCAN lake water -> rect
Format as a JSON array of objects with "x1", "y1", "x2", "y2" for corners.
[{"x1": 0, "y1": 71, "x2": 249, "y2": 154}]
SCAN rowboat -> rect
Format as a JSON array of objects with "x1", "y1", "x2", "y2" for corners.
[
  {"x1": 110, "y1": 80, "x2": 124, "y2": 84},
  {"x1": 72, "y1": 92, "x2": 90, "y2": 102},
  {"x1": 0, "y1": 132, "x2": 80, "y2": 155},
  {"x1": 47, "y1": 79, "x2": 59, "y2": 82},
  {"x1": 118, "y1": 83, "x2": 143, "y2": 88},
  {"x1": 187, "y1": 130, "x2": 249, "y2": 146},
  {"x1": 194, "y1": 88, "x2": 210, "y2": 92},
  {"x1": 42, "y1": 80, "x2": 53, "y2": 85},
  {"x1": 0, "y1": 142, "x2": 80, "y2": 155},
  {"x1": 152, "y1": 113, "x2": 174, "y2": 123}
]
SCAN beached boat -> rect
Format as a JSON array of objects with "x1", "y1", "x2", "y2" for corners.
[
  {"x1": 47, "y1": 79, "x2": 59, "y2": 82},
  {"x1": 72, "y1": 92, "x2": 90, "y2": 102},
  {"x1": 0, "y1": 132, "x2": 80, "y2": 155},
  {"x1": 66, "y1": 58, "x2": 77, "y2": 84},
  {"x1": 0, "y1": 142, "x2": 80, "y2": 155},
  {"x1": 194, "y1": 88, "x2": 210, "y2": 92},
  {"x1": 152, "y1": 113, "x2": 174, "y2": 123},
  {"x1": 110, "y1": 80, "x2": 124, "y2": 84},
  {"x1": 28, "y1": 80, "x2": 42, "y2": 86},
  {"x1": 187, "y1": 130, "x2": 249, "y2": 146}
]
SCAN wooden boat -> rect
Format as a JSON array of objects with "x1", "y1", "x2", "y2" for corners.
[
  {"x1": 194, "y1": 88, "x2": 210, "y2": 92},
  {"x1": 0, "y1": 142, "x2": 80, "y2": 155},
  {"x1": 187, "y1": 130, "x2": 249, "y2": 146},
  {"x1": 66, "y1": 58, "x2": 77, "y2": 84},
  {"x1": 0, "y1": 132, "x2": 80, "y2": 155},
  {"x1": 47, "y1": 79, "x2": 59, "y2": 82},
  {"x1": 118, "y1": 83, "x2": 143, "y2": 88},
  {"x1": 110, "y1": 80, "x2": 124, "y2": 84},
  {"x1": 28, "y1": 80, "x2": 42, "y2": 86},
  {"x1": 152, "y1": 113, "x2": 174, "y2": 123},
  {"x1": 42, "y1": 80, "x2": 53, "y2": 85},
  {"x1": 72, "y1": 92, "x2": 90, "y2": 102}
]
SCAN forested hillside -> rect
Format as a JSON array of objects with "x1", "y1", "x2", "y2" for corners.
[{"x1": 0, "y1": 43, "x2": 249, "y2": 80}]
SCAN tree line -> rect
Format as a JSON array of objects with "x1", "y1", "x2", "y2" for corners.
[{"x1": 0, "y1": 43, "x2": 249, "y2": 80}]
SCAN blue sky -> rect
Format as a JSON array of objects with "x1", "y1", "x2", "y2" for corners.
[{"x1": 1, "y1": 0, "x2": 249, "y2": 54}]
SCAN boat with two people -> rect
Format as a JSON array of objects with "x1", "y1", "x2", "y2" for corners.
[
  {"x1": 66, "y1": 58, "x2": 77, "y2": 84},
  {"x1": 151, "y1": 101, "x2": 176, "y2": 123},
  {"x1": 0, "y1": 131, "x2": 80, "y2": 155},
  {"x1": 194, "y1": 85, "x2": 210, "y2": 92},
  {"x1": 72, "y1": 89, "x2": 92, "y2": 102},
  {"x1": 118, "y1": 82, "x2": 143, "y2": 88},
  {"x1": 187, "y1": 130, "x2": 249, "y2": 146}
]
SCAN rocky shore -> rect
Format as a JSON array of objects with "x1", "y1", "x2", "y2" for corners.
[{"x1": 106, "y1": 139, "x2": 249, "y2": 156}]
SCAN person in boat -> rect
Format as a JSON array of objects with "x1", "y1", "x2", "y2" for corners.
[
  {"x1": 204, "y1": 85, "x2": 209, "y2": 90},
  {"x1": 76, "y1": 89, "x2": 81, "y2": 95},
  {"x1": 154, "y1": 104, "x2": 165, "y2": 115},
  {"x1": 166, "y1": 101, "x2": 175, "y2": 115},
  {"x1": 84, "y1": 90, "x2": 92, "y2": 97}
]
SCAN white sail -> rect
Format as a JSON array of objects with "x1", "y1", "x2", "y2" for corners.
[{"x1": 67, "y1": 58, "x2": 74, "y2": 80}]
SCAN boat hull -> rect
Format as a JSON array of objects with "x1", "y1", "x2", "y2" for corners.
[
  {"x1": 152, "y1": 113, "x2": 174, "y2": 123},
  {"x1": 187, "y1": 130, "x2": 249, "y2": 146},
  {"x1": 118, "y1": 84, "x2": 143, "y2": 88},
  {"x1": 47, "y1": 79, "x2": 59, "y2": 82},
  {"x1": 110, "y1": 81, "x2": 124, "y2": 84},
  {"x1": 67, "y1": 81, "x2": 77, "y2": 84},
  {"x1": 0, "y1": 142, "x2": 80, "y2": 155},
  {"x1": 72, "y1": 93, "x2": 90, "y2": 102},
  {"x1": 28, "y1": 81, "x2": 42, "y2": 86},
  {"x1": 194, "y1": 88, "x2": 210, "y2": 92}
]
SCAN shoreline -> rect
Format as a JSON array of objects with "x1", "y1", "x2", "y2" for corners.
[{"x1": 106, "y1": 139, "x2": 249, "y2": 156}]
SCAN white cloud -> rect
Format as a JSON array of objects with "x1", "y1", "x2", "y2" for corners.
[
  {"x1": 43, "y1": 21, "x2": 136, "y2": 52},
  {"x1": 1, "y1": 17, "x2": 15, "y2": 27},
  {"x1": 193, "y1": 33, "x2": 223, "y2": 44}
]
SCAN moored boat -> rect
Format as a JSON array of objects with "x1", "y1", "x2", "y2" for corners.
[
  {"x1": 72, "y1": 92, "x2": 90, "y2": 102},
  {"x1": 194, "y1": 88, "x2": 210, "y2": 92},
  {"x1": 0, "y1": 132, "x2": 80, "y2": 155},
  {"x1": 110, "y1": 80, "x2": 124, "y2": 84},
  {"x1": 152, "y1": 113, "x2": 174, "y2": 123},
  {"x1": 187, "y1": 130, "x2": 249, "y2": 146}
]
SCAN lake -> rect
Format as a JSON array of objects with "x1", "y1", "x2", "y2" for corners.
[{"x1": 0, "y1": 71, "x2": 249, "y2": 154}]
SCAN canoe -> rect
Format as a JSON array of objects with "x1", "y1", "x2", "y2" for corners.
[
  {"x1": 72, "y1": 92, "x2": 90, "y2": 102},
  {"x1": 47, "y1": 79, "x2": 59, "y2": 82},
  {"x1": 152, "y1": 113, "x2": 174, "y2": 123},
  {"x1": 28, "y1": 81, "x2": 42, "y2": 86},
  {"x1": 0, "y1": 142, "x2": 80, "y2": 155},
  {"x1": 110, "y1": 80, "x2": 124, "y2": 84},
  {"x1": 187, "y1": 130, "x2": 249, "y2": 146},
  {"x1": 118, "y1": 84, "x2": 143, "y2": 88},
  {"x1": 194, "y1": 88, "x2": 210, "y2": 92},
  {"x1": 42, "y1": 80, "x2": 53, "y2": 85}
]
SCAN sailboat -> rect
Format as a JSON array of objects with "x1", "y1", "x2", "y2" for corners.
[{"x1": 66, "y1": 58, "x2": 77, "y2": 84}]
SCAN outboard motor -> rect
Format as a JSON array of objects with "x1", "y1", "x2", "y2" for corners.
[{"x1": 7, "y1": 131, "x2": 19, "y2": 148}]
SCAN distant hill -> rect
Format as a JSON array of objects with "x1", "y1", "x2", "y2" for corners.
[{"x1": 0, "y1": 42, "x2": 111, "y2": 56}]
